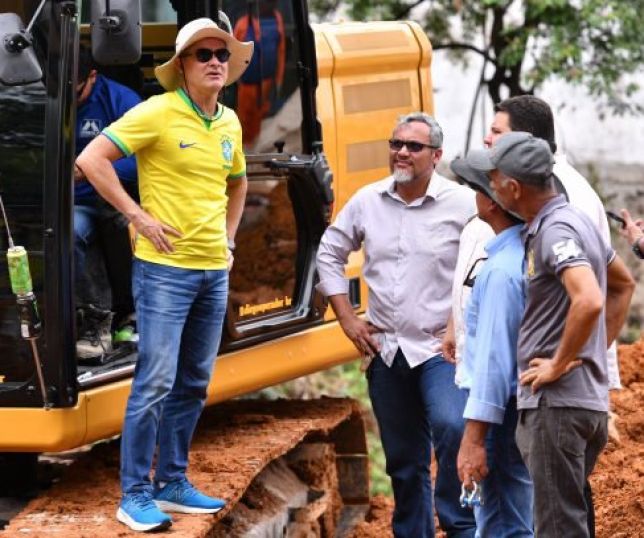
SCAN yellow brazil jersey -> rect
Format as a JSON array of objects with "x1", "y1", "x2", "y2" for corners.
[{"x1": 103, "y1": 89, "x2": 245, "y2": 270}]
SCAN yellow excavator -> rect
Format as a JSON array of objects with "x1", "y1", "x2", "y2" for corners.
[{"x1": 0, "y1": 1, "x2": 433, "y2": 532}]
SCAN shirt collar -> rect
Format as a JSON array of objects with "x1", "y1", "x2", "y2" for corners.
[
  {"x1": 484, "y1": 224, "x2": 522, "y2": 256},
  {"x1": 377, "y1": 173, "x2": 446, "y2": 205},
  {"x1": 176, "y1": 88, "x2": 224, "y2": 126},
  {"x1": 522, "y1": 194, "x2": 567, "y2": 240}
]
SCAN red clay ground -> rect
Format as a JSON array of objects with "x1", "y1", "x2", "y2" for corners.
[
  {"x1": 592, "y1": 339, "x2": 644, "y2": 538},
  {"x1": 350, "y1": 339, "x2": 644, "y2": 538},
  {"x1": 2, "y1": 399, "x2": 361, "y2": 537},
  {"x1": 2, "y1": 342, "x2": 641, "y2": 537}
]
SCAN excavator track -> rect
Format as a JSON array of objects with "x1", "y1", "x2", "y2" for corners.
[{"x1": 1, "y1": 398, "x2": 369, "y2": 537}]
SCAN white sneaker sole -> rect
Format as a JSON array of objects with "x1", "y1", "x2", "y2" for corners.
[
  {"x1": 116, "y1": 507, "x2": 172, "y2": 532},
  {"x1": 154, "y1": 500, "x2": 224, "y2": 514}
]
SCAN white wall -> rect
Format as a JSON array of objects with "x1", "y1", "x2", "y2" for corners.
[{"x1": 431, "y1": 51, "x2": 644, "y2": 169}]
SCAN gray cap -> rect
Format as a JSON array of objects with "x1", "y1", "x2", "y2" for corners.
[
  {"x1": 466, "y1": 131, "x2": 554, "y2": 185},
  {"x1": 450, "y1": 157, "x2": 494, "y2": 199}
]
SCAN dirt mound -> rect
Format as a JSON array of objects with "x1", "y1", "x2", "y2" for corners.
[
  {"x1": 348, "y1": 495, "x2": 394, "y2": 538},
  {"x1": 3, "y1": 399, "x2": 361, "y2": 537},
  {"x1": 592, "y1": 339, "x2": 644, "y2": 538},
  {"x1": 615, "y1": 338, "x2": 643, "y2": 387}
]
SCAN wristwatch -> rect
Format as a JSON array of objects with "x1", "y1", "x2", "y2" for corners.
[
  {"x1": 632, "y1": 237, "x2": 644, "y2": 260},
  {"x1": 227, "y1": 238, "x2": 236, "y2": 252}
]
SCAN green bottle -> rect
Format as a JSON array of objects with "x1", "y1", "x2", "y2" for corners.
[{"x1": 7, "y1": 246, "x2": 33, "y2": 295}]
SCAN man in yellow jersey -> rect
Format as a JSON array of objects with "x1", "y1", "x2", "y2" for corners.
[{"x1": 76, "y1": 14, "x2": 252, "y2": 533}]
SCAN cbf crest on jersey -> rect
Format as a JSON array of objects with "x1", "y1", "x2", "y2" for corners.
[{"x1": 220, "y1": 136, "x2": 233, "y2": 163}]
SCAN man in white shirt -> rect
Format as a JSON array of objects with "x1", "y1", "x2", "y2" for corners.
[{"x1": 484, "y1": 96, "x2": 619, "y2": 392}]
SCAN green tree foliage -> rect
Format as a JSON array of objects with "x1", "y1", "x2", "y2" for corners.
[{"x1": 311, "y1": 0, "x2": 644, "y2": 114}]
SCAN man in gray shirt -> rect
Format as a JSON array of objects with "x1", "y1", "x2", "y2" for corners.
[
  {"x1": 316, "y1": 112, "x2": 476, "y2": 537},
  {"x1": 465, "y1": 131, "x2": 634, "y2": 537}
]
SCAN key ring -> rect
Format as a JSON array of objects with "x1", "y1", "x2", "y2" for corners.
[{"x1": 460, "y1": 480, "x2": 483, "y2": 508}]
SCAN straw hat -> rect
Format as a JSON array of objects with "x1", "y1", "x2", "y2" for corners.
[{"x1": 155, "y1": 14, "x2": 254, "y2": 91}]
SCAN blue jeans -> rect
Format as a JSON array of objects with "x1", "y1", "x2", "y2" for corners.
[
  {"x1": 74, "y1": 200, "x2": 134, "y2": 326},
  {"x1": 474, "y1": 398, "x2": 533, "y2": 537},
  {"x1": 367, "y1": 350, "x2": 476, "y2": 538},
  {"x1": 120, "y1": 259, "x2": 228, "y2": 495}
]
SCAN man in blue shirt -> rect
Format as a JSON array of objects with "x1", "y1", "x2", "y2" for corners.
[
  {"x1": 468, "y1": 132, "x2": 633, "y2": 537},
  {"x1": 451, "y1": 157, "x2": 533, "y2": 537},
  {"x1": 74, "y1": 45, "x2": 141, "y2": 359}
]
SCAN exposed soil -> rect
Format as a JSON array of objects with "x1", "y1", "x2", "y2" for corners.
[
  {"x1": 2, "y1": 398, "x2": 361, "y2": 537},
  {"x1": 229, "y1": 181, "x2": 297, "y2": 319},
  {"x1": 347, "y1": 495, "x2": 395, "y2": 538},
  {"x1": 2, "y1": 341, "x2": 642, "y2": 537},
  {"x1": 592, "y1": 339, "x2": 644, "y2": 538}
]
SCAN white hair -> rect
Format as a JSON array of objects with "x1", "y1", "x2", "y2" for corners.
[{"x1": 395, "y1": 112, "x2": 443, "y2": 148}]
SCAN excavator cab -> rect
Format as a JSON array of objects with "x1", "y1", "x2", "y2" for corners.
[
  {"x1": 0, "y1": 0, "x2": 432, "y2": 454},
  {"x1": 0, "y1": 0, "x2": 332, "y2": 414}
]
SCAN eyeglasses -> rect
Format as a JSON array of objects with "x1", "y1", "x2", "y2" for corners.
[
  {"x1": 388, "y1": 139, "x2": 439, "y2": 153},
  {"x1": 182, "y1": 48, "x2": 231, "y2": 64}
]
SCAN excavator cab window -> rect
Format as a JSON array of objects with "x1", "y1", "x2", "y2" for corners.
[
  {"x1": 218, "y1": 0, "x2": 328, "y2": 348},
  {"x1": 0, "y1": 81, "x2": 47, "y2": 392},
  {"x1": 221, "y1": 0, "x2": 302, "y2": 155},
  {"x1": 0, "y1": 0, "x2": 69, "y2": 407}
]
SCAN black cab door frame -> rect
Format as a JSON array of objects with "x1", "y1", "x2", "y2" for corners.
[{"x1": 42, "y1": 0, "x2": 79, "y2": 407}]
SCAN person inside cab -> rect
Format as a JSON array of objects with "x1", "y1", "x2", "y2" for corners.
[{"x1": 74, "y1": 45, "x2": 141, "y2": 359}]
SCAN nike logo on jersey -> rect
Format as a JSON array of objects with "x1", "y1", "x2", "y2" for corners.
[{"x1": 179, "y1": 141, "x2": 196, "y2": 149}]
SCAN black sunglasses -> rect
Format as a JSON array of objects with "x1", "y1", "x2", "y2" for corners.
[
  {"x1": 388, "y1": 138, "x2": 439, "y2": 153},
  {"x1": 183, "y1": 47, "x2": 231, "y2": 64}
]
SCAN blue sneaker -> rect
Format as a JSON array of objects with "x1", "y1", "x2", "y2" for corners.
[
  {"x1": 153, "y1": 478, "x2": 226, "y2": 514},
  {"x1": 116, "y1": 492, "x2": 172, "y2": 532}
]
